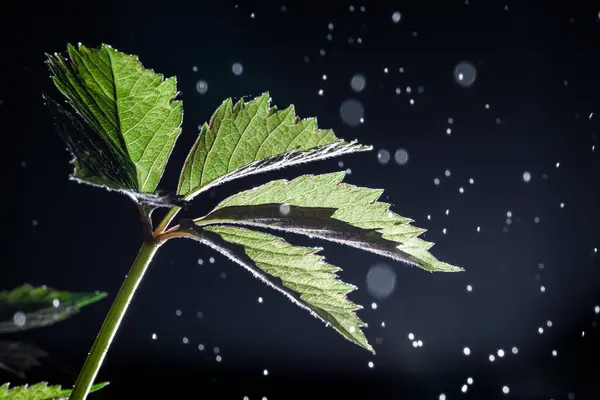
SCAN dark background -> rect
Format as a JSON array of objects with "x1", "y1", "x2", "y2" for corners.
[{"x1": 1, "y1": 1, "x2": 599, "y2": 399}]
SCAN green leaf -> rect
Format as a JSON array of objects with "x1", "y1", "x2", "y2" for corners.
[
  {"x1": 0, "y1": 381, "x2": 108, "y2": 400},
  {"x1": 182, "y1": 224, "x2": 373, "y2": 353},
  {"x1": 46, "y1": 43, "x2": 183, "y2": 204},
  {"x1": 0, "y1": 285, "x2": 107, "y2": 333},
  {"x1": 177, "y1": 92, "x2": 371, "y2": 199},
  {"x1": 196, "y1": 172, "x2": 462, "y2": 273}
]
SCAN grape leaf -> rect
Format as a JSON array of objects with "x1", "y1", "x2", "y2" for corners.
[
  {"x1": 177, "y1": 92, "x2": 371, "y2": 199},
  {"x1": 0, "y1": 381, "x2": 107, "y2": 400},
  {"x1": 0, "y1": 285, "x2": 107, "y2": 333},
  {"x1": 195, "y1": 172, "x2": 462, "y2": 273},
  {"x1": 46, "y1": 44, "x2": 183, "y2": 204},
  {"x1": 182, "y1": 224, "x2": 373, "y2": 353}
]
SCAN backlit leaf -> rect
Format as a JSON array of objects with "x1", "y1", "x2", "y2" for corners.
[
  {"x1": 0, "y1": 381, "x2": 107, "y2": 400},
  {"x1": 182, "y1": 224, "x2": 373, "y2": 353},
  {"x1": 46, "y1": 44, "x2": 183, "y2": 205},
  {"x1": 0, "y1": 285, "x2": 107, "y2": 333},
  {"x1": 196, "y1": 172, "x2": 462, "y2": 272},
  {"x1": 177, "y1": 92, "x2": 371, "y2": 199}
]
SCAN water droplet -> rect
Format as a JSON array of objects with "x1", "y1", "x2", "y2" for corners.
[
  {"x1": 594, "y1": 305, "x2": 599, "y2": 314},
  {"x1": 377, "y1": 149, "x2": 391, "y2": 164},
  {"x1": 258, "y1": 297, "x2": 263, "y2": 303},
  {"x1": 340, "y1": 99, "x2": 364, "y2": 126},
  {"x1": 409, "y1": 98, "x2": 415, "y2": 105},
  {"x1": 461, "y1": 384, "x2": 468, "y2": 393},
  {"x1": 502, "y1": 385, "x2": 510, "y2": 394},
  {"x1": 560, "y1": 202, "x2": 565, "y2": 208},
  {"x1": 368, "y1": 361, "x2": 374, "y2": 368},
  {"x1": 547, "y1": 320, "x2": 553, "y2": 327},
  {"x1": 463, "y1": 347, "x2": 471, "y2": 356},
  {"x1": 232, "y1": 63, "x2": 243, "y2": 75},
  {"x1": 52, "y1": 299, "x2": 60, "y2": 308},
  {"x1": 318, "y1": 89, "x2": 324, "y2": 96},
  {"x1": 196, "y1": 80, "x2": 208, "y2": 94},
  {"x1": 182, "y1": 337, "x2": 189, "y2": 344},
  {"x1": 209, "y1": 257, "x2": 215, "y2": 264},
  {"x1": 394, "y1": 149, "x2": 409, "y2": 165},
  {"x1": 198, "y1": 344, "x2": 205, "y2": 351},
  {"x1": 538, "y1": 327, "x2": 544, "y2": 334},
  {"x1": 476, "y1": 226, "x2": 481, "y2": 232},
  {"x1": 467, "y1": 284, "x2": 473, "y2": 291},
  {"x1": 417, "y1": 340, "x2": 423, "y2": 347},
  {"x1": 263, "y1": 369, "x2": 269, "y2": 376},
  {"x1": 552, "y1": 349, "x2": 558, "y2": 356},
  {"x1": 439, "y1": 394, "x2": 446, "y2": 400},
  {"x1": 408, "y1": 333, "x2": 415, "y2": 340},
  {"x1": 454, "y1": 61, "x2": 477, "y2": 87},
  {"x1": 32, "y1": 220, "x2": 38, "y2": 226},
  {"x1": 445, "y1": 169, "x2": 451, "y2": 177},
  {"x1": 176, "y1": 309, "x2": 182, "y2": 316},
  {"x1": 412, "y1": 341, "x2": 418, "y2": 348},
  {"x1": 523, "y1": 171, "x2": 531, "y2": 182},
  {"x1": 540, "y1": 286, "x2": 546, "y2": 292},
  {"x1": 350, "y1": 75, "x2": 366, "y2": 92},
  {"x1": 434, "y1": 178, "x2": 440, "y2": 185},
  {"x1": 489, "y1": 354, "x2": 496, "y2": 362},
  {"x1": 371, "y1": 302, "x2": 378, "y2": 310},
  {"x1": 366, "y1": 263, "x2": 397, "y2": 299},
  {"x1": 467, "y1": 377, "x2": 474, "y2": 385},
  {"x1": 497, "y1": 349, "x2": 505, "y2": 357},
  {"x1": 392, "y1": 11, "x2": 401, "y2": 23},
  {"x1": 216, "y1": 355, "x2": 222, "y2": 362},
  {"x1": 197, "y1": 258, "x2": 204, "y2": 265},
  {"x1": 322, "y1": 74, "x2": 327, "y2": 81},
  {"x1": 446, "y1": 128, "x2": 452, "y2": 135},
  {"x1": 213, "y1": 346, "x2": 220, "y2": 354},
  {"x1": 152, "y1": 333, "x2": 157, "y2": 340},
  {"x1": 279, "y1": 204, "x2": 291, "y2": 216}
]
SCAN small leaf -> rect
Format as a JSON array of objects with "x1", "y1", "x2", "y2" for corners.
[
  {"x1": 0, "y1": 381, "x2": 107, "y2": 400},
  {"x1": 197, "y1": 172, "x2": 462, "y2": 273},
  {"x1": 46, "y1": 43, "x2": 183, "y2": 204},
  {"x1": 0, "y1": 341, "x2": 48, "y2": 379},
  {"x1": 177, "y1": 92, "x2": 371, "y2": 199},
  {"x1": 0, "y1": 285, "x2": 107, "y2": 333},
  {"x1": 182, "y1": 225, "x2": 374, "y2": 353}
]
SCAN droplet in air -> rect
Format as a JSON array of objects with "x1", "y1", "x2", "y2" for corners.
[
  {"x1": 368, "y1": 361, "x2": 374, "y2": 368},
  {"x1": 209, "y1": 257, "x2": 215, "y2": 264},
  {"x1": 523, "y1": 171, "x2": 531, "y2": 182},
  {"x1": 467, "y1": 284, "x2": 473, "y2": 291},
  {"x1": 463, "y1": 347, "x2": 471, "y2": 356},
  {"x1": 445, "y1": 169, "x2": 451, "y2": 177},
  {"x1": 489, "y1": 354, "x2": 496, "y2": 362},
  {"x1": 263, "y1": 369, "x2": 269, "y2": 376},
  {"x1": 13, "y1": 312, "x2": 26, "y2": 328},
  {"x1": 232, "y1": 63, "x2": 243, "y2": 75},
  {"x1": 196, "y1": 80, "x2": 208, "y2": 94},
  {"x1": 152, "y1": 333, "x2": 157, "y2": 340},
  {"x1": 339, "y1": 99, "x2": 364, "y2": 126},
  {"x1": 461, "y1": 384, "x2": 468, "y2": 393},
  {"x1": 197, "y1": 258, "x2": 204, "y2": 265},
  {"x1": 377, "y1": 149, "x2": 391, "y2": 165},
  {"x1": 52, "y1": 299, "x2": 60, "y2": 308},
  {"x1": 258, "y1": 297, "x2": 263, "y2": 303},
  {"x1": 371, "y1": 302, "x2": 378, "y2": 310},
  {"x1": 182, "y1": 337, "x2": 189, "y2": 344},
  {"x1": 467, "y1": 377, "x2": 474, "y2": 385},
  {"x1": 350, "y1": 74, "x2": 366, "y2": 92},
  {"x1": 198, "y1": 344, "x2": 205, "y2": 351},
  {"x1": 279, "y1": 204, "x2": 291, "y2": 216},
  {"x1": 175, "y1": 309, "x2": 182, "y2": 316},
  {"x1": 434, "y1": 178, "x2": 440, "y2": 185},
  {"x1": 366, "y1": 263, "x2": 397, "y2": 299},
  {"x1": 408, "y1": 333, "x2": 415, "y2": 340},
  {"x1": 394, "y1": 149, "x2": 409, "y2": 165},
  {"x1": 497, "y1": 349, "x2": 505, "y2": 357},
  {"x1": 392, "y1": 11, "x2": 401, "y2": 23},
  {"x1": 454, "y1": 61, "x2": 477, "y2": 87},
  {"x1": 502, "y1": 386, "x2": 510, "y2": 394}
]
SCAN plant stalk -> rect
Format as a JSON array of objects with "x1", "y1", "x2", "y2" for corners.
[{"x1": 69, "y1": 238, "x2": 160, "y2": 400}]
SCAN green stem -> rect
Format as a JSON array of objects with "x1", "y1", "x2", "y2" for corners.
[
  {"x1": 69, "y1": 239, "x2": 160, "y2": 400},
  {"x1": 154, "y1": 206, "x2": 181, "y2": 236}
]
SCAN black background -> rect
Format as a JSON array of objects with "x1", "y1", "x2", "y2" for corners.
[{"x1": 1, "y1": 1, "x2": 599, "y2": 399}]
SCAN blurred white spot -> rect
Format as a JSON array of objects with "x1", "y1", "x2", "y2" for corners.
[
  {"x1": 461, "y1": 384, "x2": 468, "y2": 393},
  {"x1": 445, "y1": 209, "x2": 450, "y2": 216},
  {"x1": 192, "y1": 66, "x2": 198, "y2": 72},
  {"x1": 209, "y1": 257, "x2": 215, "y2": 264},
  {"x1": 439, "y1": 394, "x2": 446, "y2": 400},
  {"x1": 198, "y1": 344, "x2": 205, "y2": 351},
  {"x1": 506, "y1": 211, "x2": 512, "y2": 218},
  {"x1": 349, "y1": 326, "x2": 356, "y2": 333},
  {"x1": 409, "y1": 98, "x2": 415, "y2": 105},
  {"x1": 442, "y1": 228, "x2": 447, "y2": 234},
  {"x1": 489, "y1": 354, "x2": 495, "y2": 362},
  {"x1": 258, "y1": 297, "x2": 263, "y2": 303},
  {"x1": 502, "y1": 386, "x2": 510, "y2": 394},
  {"x1": 538, "y1": 327, "x2": 544, "y2": 334},
  {"x1": 454, "y1": 61, "x2": 477, "y2": 87},
  {"x1": 198, "y1": 258, "x2": 204, "y2": 265},
  {"x1": 52, "y1": 299, "x2": 60, "y2": 308},
  {"x1": 322, "y1": 74, "x2": 327, "y2": 80},
  {"x1": 497, "y1": 349, "x2": 505, "y2": 357},
  {"x1": 523, "y1": 171, "x2": 531, "y2": 182},
  {"x1": 392, "y1": 11, "x2": 401, "y2": 23},
  {"x1": 152, "y1": 333, "x2": 157, "y2": 340},
  {"x1": 366, "y1": 263, "x2": 397, "y2": 299},
  {"x1": 368, "y1": 361, "x2": 374, "y2": 368},
  {"x1": 32, "y1": 220, "x2": 38, "y2": 226},
  {"x1": 371, "y1": 302, "x2": 378, "y2": 310},
  {"x1": 434, "y1": 178, "x2": 440, "y2": 185},
  {"x1": 328, "y1": 23, "x2": 334, "y2": 30},
  {"x1": 459, "y1": 187, "x2": 464, "y2": 193},
  {"x1": 512, "y1": 346, "x2": 518, "y2": 354},
  {"x1": 417, "y1": 340, "x2": 423, "y2": 347},
  {"x1": 214, "y1": 347, "x2": 220, "y2": 354},
  {"x1": 176, "y1": 309, "x2": 182, "y2": 316},
  {"x1": 196, "y1": 80, "x2": 208, "y2": 94},
  {"x1": 318, "y1": 89, "x2": 324, "y2": 96},
  {"x1": 556, "y1": 162, "x2": 560, "y2": 168},
  {"x1": 340, "y1": 99, "x2": 364, "y2": 126},
  {"x1": 182, "y1": 337, "x2": 189, "y2": 344},
  {"x1": 552, "y1": 350, "x2": 558, "y2": 356},
  {"x1": 232, "y1": 63, "x2": 243, "y2": 75},
  {"x1": 399, "y1": 67, "x2": 404, "y2": 73},
  {"x1": 408, "y1": 333, "x2": 415, "y2": 340},
  {"x1": 547, "y1": 320, "x2": 553, "y2": 327},
  {"x1": 350, "y1": 75, "x2": 366, "y2": 92},
  {"x1": 250, "y1": 12, "x2": 255, "y2": 19},
  {"x1": 534, "y1": 217, "x2": 540, "y2": 223},
  {"x1": 412, "y1": 341, "x2": 418, "y2": 348},
  {"x1": 395, "y1": 87, "x2": 401, "y2": 94},
  {"x1": 469, "y1": 178, "x2": 474, "y2": 184},
  {"x1": 381, "y1": 321, "x2": 386, "y2": 327},
  {"x1": 445, "y1": 169, "x2": 451, "y2": 177},
  {"x1": 467, "y1": 377, "x2": 474, "y2": 385},
  {"x1": 485, "y1": 103, "x2": 490, "y2": 109},
  {"x1": 394, "y1": 149, "x2": 409, "y2": 165},
  {"x1": 216, "y1": 355, "x2": 222, "y2": 362},
  {"x1": 476, "y1": 226, "x2": 481, "y2": 233},
  {"x1": 448, "y1": 117, "x2": 454, "y2": 124},
  {"x1": 406, "y1": 86, "x2": 412, "y2": 93},
  {"x1": 467, "y1": 284, "x2": 473, "y2": 291},
  {"x1": 377, "y1": 149, "x2": 391, "y2": 165},
  {"x1": 463, "y1": 347, "x2": 471, "y2": 356},
  {"x1": 595, "y1": 305, "x2": 599, "y2": 314},
  {"x1": 263, "y1": 369, "x2": 269, "y2": 376},
  {"x1": 560, "y1": 202, "x2": 565, "y2": 208},
  {"x1": 384, "y1": 67, "x2": 389, "y2": 74},
  {"x1": 446, "y1": 128, "x2": 452, "y2": 135},
  {"x1": 540, "y1": 286, "x2": 546, "y2": 292},
  {"x1": 279, "y1": 204, "x2": 291, "y2": 216}
]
